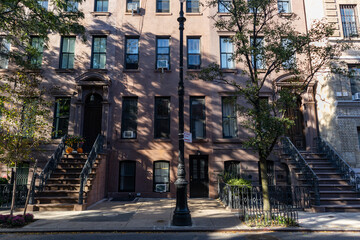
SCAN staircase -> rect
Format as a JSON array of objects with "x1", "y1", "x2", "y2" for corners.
[{"x1": 31, "y1": 153, "x2": 100, "y2": 211}]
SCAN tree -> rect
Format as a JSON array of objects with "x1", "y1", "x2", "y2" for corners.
[
  {"x1": 197, "y1": 0, "x2": 344, "y2": 211},
  {"x1": 0, "y1": 0, "x2": 85, "y2": 216}
]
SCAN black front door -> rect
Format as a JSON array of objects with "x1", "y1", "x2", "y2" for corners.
[
  {"x1": 285, "y1": 96, "x2": 306, "y2": 150},
  {"x1": 190, "y1": 155, "x2": 209, "y2": 198},
  {"x1": 83, "y1": 93, "x2": 102, "y2": 152}
]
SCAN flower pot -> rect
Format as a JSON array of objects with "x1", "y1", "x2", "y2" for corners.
[{"x1": 66, "y1": 147, "x2": 73, "y2": 154}]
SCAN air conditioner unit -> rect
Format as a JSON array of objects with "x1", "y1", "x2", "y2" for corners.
[
  {"x1": 127, "y1": 3, "x2": 139, "y2": 15},
  {"x1": 157, "y1": 60, "x2": 169, "y2": 70},
  {"x1": 354, "y1": 93, "x2": 360, "y2": 101},
  {"x1": 155, "y1": 184, "x2": 167, "y2": 193},
  {"x1": 122, "y1": 130, "x2": 135, "y2": 138}
]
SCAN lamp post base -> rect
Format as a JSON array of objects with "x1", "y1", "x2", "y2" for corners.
[{"x1": 172, "y1": 179, "x2": 192, "y2": 226}]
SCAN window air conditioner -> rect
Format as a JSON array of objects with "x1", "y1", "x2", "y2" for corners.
[
  {"x1": 122, "y1": 130, "x2": 135, "y2": 138},
  {"x1": 157, "y1": 60, "x2": 169, "y2": 69},
  {"x1": 354, "y1": 92, "x2": 360, "y2": 101},
  {"x1": 155, "y1": 184, "x2": 167, "y2": 193},
  {"x1": 127, "y1": 3, "x2": 140, "y2": 15}
]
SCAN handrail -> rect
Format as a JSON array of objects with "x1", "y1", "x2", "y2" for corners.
[
  {"x1": 78, "y1": 134, "x2": 104, "y2": 204},
  {"x1": 316, "y1": 137, "x2": 360, "y2": 192},
  {"x1": 37, "y1": 135, "x2": 67, "y2": 192},
  {"x1": 282, "y1": 137, "x2": 320, "y2": 205}
]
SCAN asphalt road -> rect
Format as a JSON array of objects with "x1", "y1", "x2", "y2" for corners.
[{"x1": 0, "y1": 232, "x2": 359, "y2": 240}]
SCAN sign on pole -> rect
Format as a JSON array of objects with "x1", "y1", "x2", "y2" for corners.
[{"x1": 184, "y1": 132, "x2": 192, "y2": 143}]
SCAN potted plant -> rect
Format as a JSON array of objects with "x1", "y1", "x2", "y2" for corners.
[{"x1": 65, "y1": 135, "x2": 85, "y2": 154}]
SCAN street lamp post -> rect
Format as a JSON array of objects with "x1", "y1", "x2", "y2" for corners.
[{"x1": 172, "y1": 0, "x2": 192, "y2": 226}]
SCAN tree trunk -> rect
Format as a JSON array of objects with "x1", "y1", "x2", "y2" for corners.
[
  {"x1": 10, "y1": 162, "x2": 17, "y2": 217},
  {"x1": 259, "y1": 157, "x2": 270, "y2": 212},
  {"x1": 24, "y1": 160, "x2": 37, "y2": 216}
]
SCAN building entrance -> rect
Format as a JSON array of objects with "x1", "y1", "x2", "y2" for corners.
[
  {"x1": 189, "y1": 155, "x2": 209, "y2": 198},
  {"x1": 83, "y1": 93, "x2": 102, "y2": 152}
]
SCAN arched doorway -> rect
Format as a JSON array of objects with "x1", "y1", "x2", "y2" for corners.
[
  {"x1": 83, "y1": 93, "x2": 102, "y2": 152},
  {"x1": 285, "y1": 96, "x2": 306, "y2": 150}
]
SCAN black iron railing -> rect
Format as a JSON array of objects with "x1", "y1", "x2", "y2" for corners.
[
  {"x1": 0, "y1": 184, "x2": 27, "y2": 209},
  {"x1": 78, "y1": 134, "x2": 104, "y2": 204},
  {"x1": 282, "y1": 137, "x2": 320, "y2": 205},
  {"x1": 316, "y1": 137, "x2": 360, "y2": 192}
]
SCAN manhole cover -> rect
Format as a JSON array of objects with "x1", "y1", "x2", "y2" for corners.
[{"x1": 245, "y1": 234, "x2": 280, "y2": 240}]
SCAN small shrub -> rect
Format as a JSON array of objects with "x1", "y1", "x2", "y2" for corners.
[
  {"x1": 24, "y1": 213, "x2": 34, "y2": 223},
  {"x1": 0, "y1": 214, "x2": 10, "y2": 223},
  {"x1": 0, "y1": 177, "x2": 8, "y2": 184},
  {"x1": 226, "y1": 178, "x2": 252, "y2": 188},
  {"x1": 7, "y1": 215, "x2": 26, "y2": 227}
]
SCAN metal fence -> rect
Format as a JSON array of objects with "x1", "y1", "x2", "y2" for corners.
[{"x1": 0, "y1": 184, "x2": 28, "y2": 209}]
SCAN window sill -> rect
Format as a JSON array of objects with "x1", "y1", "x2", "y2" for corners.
[
  {"x1": 119, "y1": 139, "x2": 138, "y2": 143},
  {"x1": 25, "y1": 69, "x2": 42, "y2": 73},
  {"x1": 91, "y1": 12, "x2": 111, "y2": 16},
  {"x1": 217, "y1": 12, "x2": 231, "y2": 16},
  {"x1": 125, "y1": 12, "x2": 141, "y2": 16},
  {"x1": 87, "y1": 68, "x2": 108, "y2": 73},
  {"x1": 187, "y1": 69, "x2": 201, "y2": 73},
  {"x1": 155, "y1": 13, "x2": 172, "y2": 16},
  {"x1": 55, "y1": 69, "x2": 76, "y2": 73},
  {"x1": 213, "y1": 138, "x2": 242, "y2": 144},
  {"x1": 153, "y1": 139, "x2": 171, "y2": 142},
  {"x1": 185, "y1": 12, "x2": 202, "y2": 16},
  {"x1": 154, "y1": 69, "x2": 172, "y2": 73},
  {"x1": 279, "y1": 12, "x2": 294, "y2": 18},
  {"x1": 220, "y1": 69, "x2": 237, "y2": 74},
  {"x1": 123, "y1": 69, "x2": 140, "y2": 73},
  {"x1": 192, "y1": 138, "x2": 209, "y2": 143}
]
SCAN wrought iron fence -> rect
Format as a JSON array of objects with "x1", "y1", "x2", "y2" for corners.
[
  {"x1": 0, "y1": 184, "x2": 27, "y2": 209},
  {"x1": 245, "y1": 205, "x2": 298, "y2": 227},
  {"x1": 316, "y1": 137, "x2": 360, "y2": 192}
]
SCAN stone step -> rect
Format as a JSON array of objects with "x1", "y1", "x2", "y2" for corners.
[
  {"x1": 322, "y1": 205, "x2": 360, "y2": 212},
  {"x1": 34, "y1": 196, "x2": 85, "y2": 204},
  {"x1": 44, "y1": 184, "x2": 90, "y2": 191},
  {"x1": 299, "y1": 178, "x2": 349, "y2": 185},
  {"x1": 46, "y1": 178, "x2": 92, "y2": 185},
  {"x1": 319, "y1": 197, "x2": 360, "y2": 205},
  {"x1": 318, "y1": 191, "x2": 360, "y2": 198},
  {"x1": 31, "y1": 203, "x2": 77, "y2": 211},
  {"x1": 36, "y1": 190, "x2": 85, "y2": 198},
  {"x1": 297, "y1": 173, "x2": 343, "y2": 179},
  {"x1": 51, "y1": 172, "x2": 95, "y2": 179}
]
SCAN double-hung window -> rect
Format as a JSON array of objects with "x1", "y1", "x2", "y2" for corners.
[
  {"x1": 250, "y1": 37, "x2": 264, "y2": 69},
  {"x1": 156, "y1": 37, "x2": 170, "y2": 69},
  {"x1": 153, "y1": 161, "x2": 170, "y2": 192},
  {"x1": 222, "y1": 97, "x2": 237, "y2": 138},
  {"x1": 95, "y1": 0, "x2": 108, "y2": 12},
  {"x1": 220, "y1": 37, "x2": 234, "y2": 69},
  {"x1": 281, "y1": 38, "x2": 295, "y2": 69},
  {"x1": 60, "y1": 37, "x2": 75, "y2": 69},
  {"x1": 125, "y1": 37, "x2": 139, "y2": 69},
  {"x1": 218, "y1": 0, "x2": 231, "y2": 13},
  {"x1": 52, "y1": 97, "x2": 71, "y2": 139},
  {"x1": 119, "y1": 161, "x2": 136, "y2": 192},
  {"x1": 156, "y1": 0, "x2": 170, "y2": 13},
  {"x1": 154, "y1": 97, "x2": 170, "y2": 139},
  {"x1": 66, "y1": 0, "x2": 78, "y2": 12},
  {"x1": 187, "y1": 37, "x2": 201, "y2": 69},
  {"x1": 0, "y1": 37, "x2": 10, "y2": 69},
  {"x1": 91, "y1": 36, "x2": 107, "y2": 69},
  {"x1": 190, "y1": 97, "x2": 206, "y2": 139},
  {"x1": 186, "y1": 0, "x2": 199, "y2": 13},
  {"x1": 38, "y1": 0, "x2": 48, "y2": 9},
  {"x1": 121, "y1": 97, "x2": 138, "y2": 139},
  {"x1": 349, "y1": 65, "x2": 360, "y2": 96},
  {"x1": 224, "y1": 161, "x2": 241, "y2": 178},
  {"x1": 126, "y1": 0, "x2": 140, "y2": 12},
  {"x1": 278, "y1": 0, "x2": 290, "y2": 13},
  {"x1": 340, "y1": 5, "x2": 358, "y2": 38},
  {"x1": 30, "y1": 37, "x2": 44, "y2": 68}
]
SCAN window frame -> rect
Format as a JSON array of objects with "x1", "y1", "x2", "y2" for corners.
[
  {"x1": 186, "y1": 0, "x2": 199, "y2": 13},
  {"x1": 218, "y1": 0, "x2": 231, "y2": 13},
  {"x1": 38, "y1": 0, "x2": 48, "y2": 9},
  {"x1": 156, "y1": 37, "x2": 170, "y2": 69},
  {"x1": 220, "y1": 36, "x2": 235, "y2": 69},
  {"x1": 95, "y1": 0, "x2": 109, "y2": 12},
  {"x1": 281, "y1": 38, "x2": 295, "y2": 69},
  {"x1": 126, "y1": 0, "x2": 140, "y2": 12},
  {"x1": 59, "y1": 36, "x2": 76, "y2": 69},
  {"x1": 30, "y1": 36, "x2": 44, "y2": 68},
  {"x1": 153, "y1": 161, "x2": 170, "y2": 192},
  {"x1": 66, "y1": 0, "x2": 78, "y2": 12},
  {"x1": 119, "y1": 161, "x2": 136, "y2": 192},
  {"x1": 187, "y1": 37, "x2": 201, "y2": 69},
  {"x1": 154, "y1": 97, "x2": 171, "y2": 139},
  {"x1": 190, "y1": 96, "x2": 206, "y2": 139},
  {"x1": 52, "y1": 97, "x2": 71, "y2": 139},
  {"x1": 121, "y1": 97, "x2": 138, "y2": 139},
  {"x1": 277, "y1": 0, "x2": 291, "y2": 13},
  {"x1": 250, "y1": 36, "x2": 265, "y2": 70},
  {"x1": 224, "y1": 160, "x2": 241, "y2": 179},
  {"x1": 222, "y1": 96, "x2": 237, "y2": 138},
  {"x1": 156, "y1": 0, "x2": 170, "y2": 13},
  {"x1": 91, "y1": 36, "x2": 107, "y2": 69},
  {"x1": 340, "y1": 5, "x2": 358, "y2": 38},
  {"x1": 0, "y1": 37, "x2": 11, "y2": 69},
  {"x1": 125, "y1": 37, "x2": 139, "y2": 69}
]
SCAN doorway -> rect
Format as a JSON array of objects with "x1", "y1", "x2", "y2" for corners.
[
  {"x1": 189, "y1": 155, "x2": 209, "y2": 198},
  {"x1": 285, "y1": 96, "x2": 306, "y2": 150},
  {"x1": 83, "y1": 93, "x2": 102, "y2": 152}
]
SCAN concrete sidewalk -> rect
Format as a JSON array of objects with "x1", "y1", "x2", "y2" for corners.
[{"x1": 0, "y1": 198, "x2": 359, "y2": 233}]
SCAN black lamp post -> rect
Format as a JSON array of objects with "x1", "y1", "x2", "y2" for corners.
[{"x1": 172, "y1": 0, "x2": 192, "y2": 226}]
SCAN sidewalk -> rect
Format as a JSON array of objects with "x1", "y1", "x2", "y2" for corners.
[{"x1": 0, "y1": 198, "x2": 359, "y2": 233}]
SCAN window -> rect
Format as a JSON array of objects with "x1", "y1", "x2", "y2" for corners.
[
  {"x1": 357, "y1": 127, "x2": 360, "y2": 150},
  {"x1": 156, "y1": 37, "x2": 170, "y2": 69},
  {"x1": 156, "y1": 0, "x2": 169, "y2": 13},
  {"x1": 21, "y1": 98, "x2": 38, "y2": 138},
  {"x1": 220, "y1": 37, "x2": 234, "y2": 69},
  {"x1": 66, "y1": 0, "x2": 78, "y2": 12},
  {"x1": 126, "y1": 0, "x2": 140, "y2": 11},
  {"x1": 52, "y1": 97, "x2": 70, "y2": 139},
  {"x1": 222, "y1": 97, "x2": 237, "y2": 138},
  {"x1": 30, "y1": 37, "x2": 44, "y2": 68},
  {"x1": 186, "y1": 0, "x2": 199, "y2": 13},
  {"x1": 125, "y1": 37, "x2": 139, "y2": 69},
  {"x1": 95, "y1": 0, "x2": 108, "y2": 12},
  {"x1": 0, "y1": 37, "x2": 10, "y2": 69},
  {"x1": 349, "y1": 65, "x2": 360, "y2": 95},
  {"x1": 218, "y1": 0, "x2": 231, "y2": 13},
  {"x1": 340, "y1": 5, "x2": 358, "y2": 38},
  {"x1": 153, "y1": 161, "x2": 170, "y2": 192},
  {"x1": 190, "y1": 97, "x2": 205, "y2": 139},
  {"x1": 154, "y1": 97, "x2": 170, "y2": 139},
  {"x1": 187, "y1": 37, "x2": 201, "y2": 69},
  {"x1": 250, "y1": 37, "x2": 264, "y2": 69},
  {"x1": 224, "y1": 161, "x2": 240, "y2": 178},
  {"x1": 121, "y1": 97, "x2": 138, "y2": 139},
  {"x1": 281, "y1": 38, "x2": 295, "y2": 69},
  {"x1": 91, "y1": 36, "x2": 107, "y2": 69},
  {"x1": 119, "y1": 161, "x2": 136, "y2": 192},
  {"x1": 60, "y1": 37, "x2": 75, "y2": 69},
  {"x1": 38, "y1": 0, "x2": 48, "y2": 9},
  {"x1": 278, "y1": 0, "x2": 290, "y2": 13}
]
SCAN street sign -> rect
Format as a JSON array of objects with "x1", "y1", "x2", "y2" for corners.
[{"x1": 184, "y1": 132, "x2": 192, "y2": 143}]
